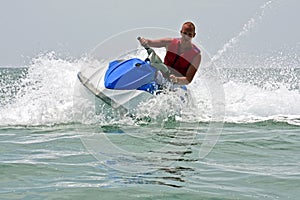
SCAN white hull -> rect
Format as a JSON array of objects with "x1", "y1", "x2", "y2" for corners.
[{"x1": 78, "y1": 65, "x2": 153, "y2": 111}]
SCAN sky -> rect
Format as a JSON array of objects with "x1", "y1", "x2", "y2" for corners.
[{"x1": 0, "y1": 0, "x2": 299, "y2": 66}]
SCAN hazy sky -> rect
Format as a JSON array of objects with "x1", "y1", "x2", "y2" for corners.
[{"x1": 0, "y1": 0, "x2": 299, "y2": 66}]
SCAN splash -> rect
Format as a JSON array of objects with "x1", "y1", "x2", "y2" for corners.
[
  {"x1": 0, "y1": 52, "x2": 81, "y2": 126},
  {"x1": 1, "y1": 0, "x2": 299, "y2": 126},
  {"x1": 211, "y1": 0, "x2": 275, "y2": 62},
  {"x1": 0, "y1": 49, "x2": 299, "y2": 127},
  {"x1": 192, "y1": 0, "x2": 300, "y2": 125},
  {"x1": 0, "y1": 51, "x2": 193, "y2": 126}
]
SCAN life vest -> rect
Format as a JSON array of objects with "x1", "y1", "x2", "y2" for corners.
[{"x1": 164, "y1": 38, "x2": 200, "y2": 76}]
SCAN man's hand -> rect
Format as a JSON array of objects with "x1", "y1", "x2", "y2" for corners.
[
  {"x1": 169, "y1": 74, "x2": 178, "y2": 84},
  {"x1": 138, "y1": 37, "x2": 149, "y2": 48}
]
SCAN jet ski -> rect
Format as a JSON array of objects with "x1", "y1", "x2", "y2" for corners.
[{"x1": 77, "y1": 37, "x2": 188, "y2": 112}]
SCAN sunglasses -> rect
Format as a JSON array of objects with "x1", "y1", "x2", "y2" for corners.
[{"x1": 180, "y1": 31, "x2": 194, "y2": 37}]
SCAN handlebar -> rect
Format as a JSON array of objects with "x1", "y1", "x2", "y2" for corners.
[{"x1": 137, "y1": 36, "x2": 150, "y2": 51}]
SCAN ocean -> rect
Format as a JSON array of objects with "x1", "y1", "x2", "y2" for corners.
[
  {"x1": 0, "y1": 46, "x2": 299, "y2": 200},
  {"x1": 1, "y1": 1, "x2": 300, "y2": 198}
]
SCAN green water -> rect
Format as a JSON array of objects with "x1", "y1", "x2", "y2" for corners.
[
  {"x1": 1, "y1": 121, "x2": 299, "y2": 200},
  {"x1": 1, "y1": 62, "x2": 299, "y2": 199}
]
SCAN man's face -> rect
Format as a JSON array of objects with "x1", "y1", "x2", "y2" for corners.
[{"x1": 180, "y1": 24, "x2": 195, "y2": 41}]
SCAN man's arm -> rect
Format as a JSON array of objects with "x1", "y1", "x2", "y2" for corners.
[
  {"x1": 139, "y1": 37, "x2": 173, "y2": 48},
  {"x1": 170, "y1": 53, "x2": 201, "y2": 85},
  {"x1": 186, "y1": 53, "x2": 201, "y2": 83}
]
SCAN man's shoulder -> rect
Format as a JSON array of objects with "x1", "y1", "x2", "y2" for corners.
[
  {"x1": 164, "y1": 38, "x2": 177, "y2": 47},
  {"x1": 192, "y1": 43, "x2": 201, "y2": 54},
  {"x1": 164, "y1": 37, "x2": 176, "y2": 43}
]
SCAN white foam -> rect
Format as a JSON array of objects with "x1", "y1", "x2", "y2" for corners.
[
  {"x1": 0, "y1": 52, "x2": 80, "y2": 126},
  {"x1": 223, "y1": 81, "x2": 300, "y2": 123},
  {"x1": 0, "y1": 49, "x2": 299, "y2": 126}
]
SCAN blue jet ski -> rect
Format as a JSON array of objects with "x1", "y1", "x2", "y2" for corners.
[{"x1": 77, "y1": 37, "x2": 187, "y2": 111}]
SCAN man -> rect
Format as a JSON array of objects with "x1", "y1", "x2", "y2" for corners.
[{"x1": 139, "y1": 22, "x2": 201, "y2": 85}]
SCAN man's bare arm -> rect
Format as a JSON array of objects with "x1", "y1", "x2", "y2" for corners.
[
  {"x1": 170, "y1": 53, "x2": 201, "y2": 84},
  {"x1": 139, "y1": 37, "x2": 173, "y2": 48}
]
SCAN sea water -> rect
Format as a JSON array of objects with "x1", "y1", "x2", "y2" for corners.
[
  {"x1": 1, "y1": 2, "x2": 300, "y2": 199},
  {"x1": 0, "y1": 46, "x2": 299, "y2": 199}
]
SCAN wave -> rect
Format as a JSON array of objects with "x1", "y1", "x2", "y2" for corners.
[
  {"x1": 2, "y1": 0, "x2": 298, "y2": 126},
  {"x1": 0, "y1": 52, "x2": 81, "y2": 126},
  {"x1": 0, "y1": 49, "x2": 299, "y2": 127}
]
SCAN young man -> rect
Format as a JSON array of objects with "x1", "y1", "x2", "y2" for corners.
[{"x1": 139, "y1": 22, "x2": 201, "y2": 85}]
